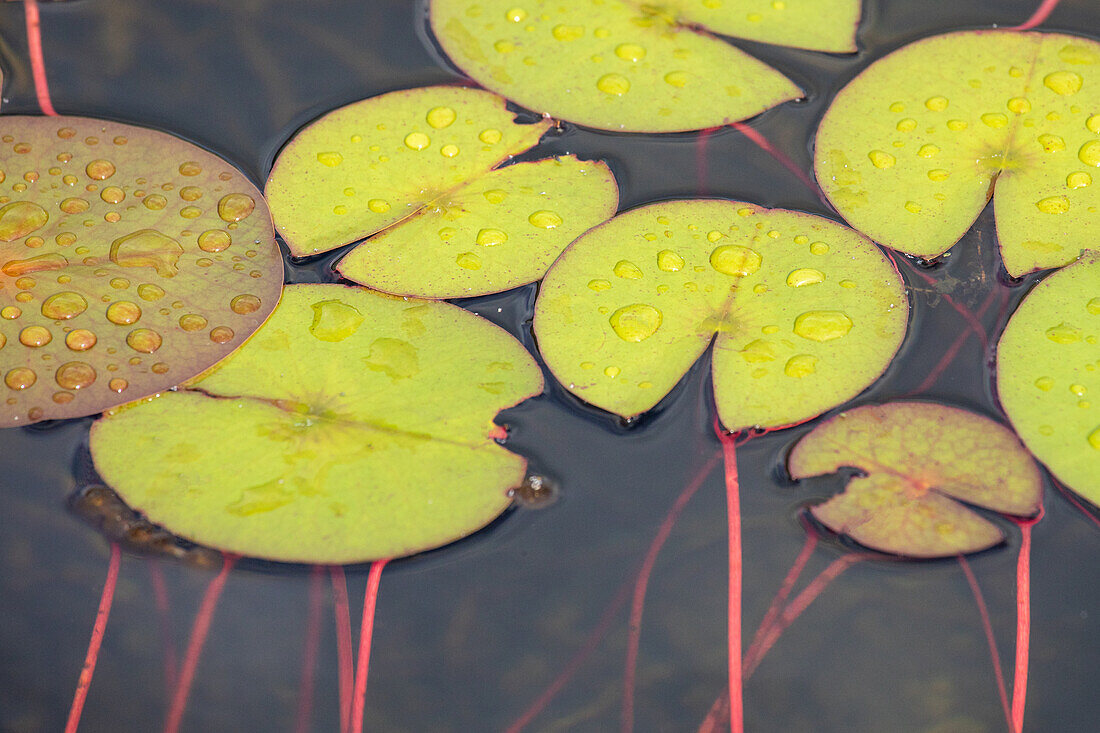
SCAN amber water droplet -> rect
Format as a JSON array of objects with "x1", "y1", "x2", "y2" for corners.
[
  {"x1": 5, "y1": 367, "x2": 36, "y2": 390},
  {"x1": 710, "y1": 245, "x2": 762, "y2": 277},
  {"x1": 100, "y1": 186, "x2": 125, "y2": 204},
  {"x1": 179, "y1": 314, "x2": 208, "y2": 332},
  {"x1": 609, "y1": 304, "x2": 662, "y2": 342},
  {"x1": 1046, "y1": 322, "x2": 1081, "y2": 343},
  {"x1": 106, "y1": 301, "x2": 142, "y2": 325},
  {"x1": 41, "y1": 291, "x2": 88, "y2": 320},
  {"x1": 52, "y1": 391, "x2": 74, "y2": 404},
  {"x1": 784, "y1": 354, "x2": 818, "y2": 378},
  {"x1": 209, "y1": 326, "x2": 234, "y2": 343},
  {"x1": 179, "y1": 161, "x2": 202, "y2": 176},
  {"x1": 110, "y1": 230, "x2": 183, "y2": 276},
  {"x1": 56, "y1": 361, "x2": 96, "y2": 389},
  {"x1": 179, "y1": 186, "x2": 204, "y2": 202},
  {"x1": 529, "y1": 210, "x2": 562, "y2": 229},
  {"x1": 0, "y1": 201, "x2": 49, "y2": 242},
  {"x1": 138, "y1": 283, "x2": 166, "y2": 301},
  {"x1": 2, "y1": 253, "x2": 68, "y2": 276},
  {"x1": 230, "y1": 294, "x2": 261, "y2": 314},
  {"x1": 217, "y1": 193, "x2": 256, "y2": 223},
  {"x1": 126, "y1": 328, "x2": 163, "y2": 353},
  {"x1": 657, "y1": 250, "x2": 684, "y2": 272},
  {"x1": 85, "y1": 159, "x2": 116, "y2": 180},
  {"x1": 59, "y1": 197, "x2": 90, "y2": 215},
  {"x1": 109, "y1": 378, "x2": 128, "y2": 393},
  {"x1": 613, "y1": 260, "x2": 643, "y2": 279},
  {"x1": 794, "y1": 311, "x2": 853, "y2": 341},
  {"x1": 309, "y1": 300, "x2": 363, "y2": 342},
  {"x1": 65, "y1": 329, "x2": 97, "y2": 351},
  {"x1": 19, "y1": 326, "x2": 52, "y2": 347},
  {"x1": 198, "y1": 229, "x2": 232, "y2": 253}
]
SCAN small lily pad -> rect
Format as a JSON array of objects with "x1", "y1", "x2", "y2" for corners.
[
  {"x1": 0, "y1": 116, "x2": 282, "y2": 426},
  {"x1": 788, "y1": 402, "x2": 1042, "y2": 557},
  {"x1": 533, "y1": 200, "x2": 907, "y2": 429},
  {"x1": 89, "y1": 283, "x2": 543, "y2": 564},
  {"x1": 997, "y1": 251, "x2": 1100, "y2": 507},
  {"x1": 430, "y1": 0, "x2": 864, "y2": 132},
  {"x1": 815, "y1": 31, "x2": 1100, "y2": 277}
]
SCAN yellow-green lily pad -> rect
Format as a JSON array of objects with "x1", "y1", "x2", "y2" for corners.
[
  {"x1": 430, "y1": 0, "x2": 862, "y2": 132},
  {"x1": 788, "y1": 402, "x2": 1042, "y2": 557},
  {"x1": 0, "y1": 116, "x2": 282, "y2": 426},
  {"x1": 532, "y1": 199, "x2": 908, "y2": 429},
  {"x1": 89, "y1": 283, "x2": 543, "y2": 564},
  {"x1": 815, "y1": 31, "x2": 1100, "y2": 277},
  {"x1": 997, "y1": 251, "x2": 1100, "y2": 507}
]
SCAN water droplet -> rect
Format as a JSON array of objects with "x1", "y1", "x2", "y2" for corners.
[
  {"x1": 0, "y1": 201, "x2": 49, "y2": 242},
  {"x1": 786, "y1": 268, "x2": 825, "y2": 288},
  {"x1": 784, "y1": 354, "x2": 818, "y2": 378},
  {"x1": 615, "y1": 43, "x2": 646, "y2": 62},
  {"x1": 1067, "y1": 171, "x2": 1092, "y2": 189},
  {"x1": 137, "y1": 283, "x2": 166, "y2": 302},
  {"x1": 981, "y1": 113, "x2": 1008, "y2": 129},
  {"x1": 109, "y1": 229, "x2": 183, "y2": 277},
  {"x1": 368, "y1": 199, "x2": 391, "y2": 213},
  {"x1": 476, "y1": 228, "x2": 507, "y2": 246},
  {"x1": 588, "y1": 279, "x2": 611, "y2": 291},
  {"x1": 552, "y1": 24, "x2": 585, "y2": 41},
  {"x1": 126, "y1": 328, "x2": 162, "y2": 353},
  {"x1": 505, "y1": 7, "x2": 527, "y2": 22},
  {"x1": 710, "y1": 245, "x2": 761, "y2": 277},
  {"x1": 179, "y1": 161, "x2": 202, "y2": 176},
  {"x1": 597, "y1": 74, "x2": 630, "y2": 96},
  {"x1": 923, "y1": 96, "x2": 948, "y2": 111},
  {"x1": 209, "y1": 326, "x2": 234, "y2": 343},
  {"x1": 1044, "y1": 70, "x2": 1083, "y2": 95},
  {"x1": 440, "y1": 144, "x2": 460, "y2": 158},
  {"x1": 55, "y1": 361, "x2": 96, "y2": 389},
  {"x1": 1046, "y1": 322, "x2": 1081, "y2": 343},
  {"x1": 479, "y1": 129, "x2": 502, "y2": 144},
  {"x1": 1007, "y1": 97, "x2": 1031, "y2": 114},
  {"x1": 85, "y1": 159, "x2": 116, "y2": 180},
  {"x1": 603, "y1": 366, "x2": 620, "y2": 378},
  {"x1": 609, "y1": 304, "x2": 662, "y2": 342},
  {"x1": 41, "y1": 291, "x2": 88, "y2": 320},
  {"x1": 5, "y1": 367, "x2": 36, "y2": 390},
  {"x1": 613, "y1": 260, "x2": 643, "y2": 279},
  {"x1": 656, "y1": 250, "x2": 684, "y2": 272},
  {"x1": 923, "y1": 168, "x2": 950, "y2": 182},
  {"x1": 179, "y1": 205, "x2": 203, "y2": 219},
  {"x1": 19, "y1": 325, "x2": 52, "y2": 347},
  {"x1": 1087, "y1": 297, "x2": 1100, "y2": 315},
  {"x1": 1078, "y1": 140, "x2": 1100, "y2": 167},
  {"x1": 2, "y1": 253, "x2": 68, "y2": 276},
  {"x1": 179, "y1": 314, "x2": 207, "y2": 332},
  {"x1": 1070, "y1": 383, "x2": 1088, "y2": 397},
  {"x1": 740, "y1": 340, "x2": 777, "y2": 363},
  {"x1": 404, "y1": 132, "x2": 431, "y2": 150},
  {"x1": 917, "y1": 144, "x2": 940, "y2": 158},
  {"x1": 529, "y1": 210, "x2": 562, "y2": 228},
  {"x1": 364, "y1": 337, "x2": 420, "y2": 380},
  {"x1": 438, "y1": 227, "x2": 457, "y2": 242},
  {"x1": 947, "y1": 119, "x2": 968, "y2": 131},
  {"x1": 100, "y1": 186, "x2": 126, "y2": 204},
  {"x1": 1034, "y1": 376, "x2": 1055, "y2": 391},
  {"x1": 194, "y1": 229, "x2": 230, "y2": 253},
  {"x1": 896, "y1": 118, "x2": 917, "y2": 132},
  {"x1": 794, "y1": 311, "x2": 853, "y2": 341},
  {"x1": 109, "y1": 378, "x2": 128, "y2": 393},
  {"x1": 143, "y1": 194, "x2": 168, "y2": 210},
  {"x1": 426, "y1": 106, "x2": 457, "y2": 129},
  {"x1": 65, "y1": 329, "x2": 97, "y2": 351},
  {"x1": 309, "y1": 300, "x2": 363, "y2": 342},
  {"x1": 106, "y1": 301, "x2": 142, "y2": 325},
  {"x1": 494, "y1": 39, "x2": 515, "y2": 53},
  {"x1": 868, "y1": 150, "x2": 895, "y2": 169},
  {"x1": 905, "y1": 201, "x2": 922, "y2": 214},
  {"x1": 664, "y1": 71, "x2": 689, "y2": 88},
  {"x1": 484, "y1": 190, "x2": 507, "y2": 204},
  {"x1": 456, "y1": 252, "x2": 482, "y2": 270},
  {"x1": 1037, "y1": 133, "x2": 1066, "y2": 153},
  {"x1": 1036, "y1": 196, "x2": 1070, "y2": 214}
]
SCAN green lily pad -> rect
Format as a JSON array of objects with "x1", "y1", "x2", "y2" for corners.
[
  {"x1": 815, "y1": 31, "x2": 1100, "y2": 277},
  {"x1": 430, "y1": 0, "x2": 863, "y2": 132},
  {"x1": 89, "y1": 283, "x2": 543, "y2": 564},
  {"x1": 532, "y1": 199, "x2": 907, "y2": 429},
  {"x1": 997, "y1": 251, "x2": 1100, "y2": 507},
  {"x1": 0, "y1": 116, "x2": 282, "y2": 426},
  {"x1": 788, "y1": 402, "x2": 1042, "y2": 557}
]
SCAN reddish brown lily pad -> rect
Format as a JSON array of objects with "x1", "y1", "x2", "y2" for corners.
[
  {"x1": 0, "y1": 117, "x2": 282, "y2": 425},
  {"x1": 788, "y1": 402, "x2": 1042, "y2": 557}
]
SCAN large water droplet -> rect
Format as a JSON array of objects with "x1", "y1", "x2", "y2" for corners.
[
  {"x1": 1078, "y1": 140, "x2": 1100, "y2": 167},
  {"x1": 786, "y1": 268, "x2": 825, "y2": 288},
  {"x1": 126, "y1": 328, "x2": 163, "y2": 353},
  {"x1": 106, "y1": 301, "x2": 142, "y2": 325},
  {"x1": 529, "y1": 210, "x2": 562, "y2": 229},
  {"x1": 794, "y1": 311, "x2": 853, "y2": 341},
  {"x1": 456, "y1": 252, "x2": 482, "y2": 270},
  {"x1": 110, "y1": 230, "x2": 183, "y2": 277},
  {"x1": 1044, "y1": 70, "x2": 1083, "y2": 95},
  {"x1": 657, "y1": 250, "x2": 684, "y2": 272},
  {"x1": 596, "y1": 74, "x2": 630, "y2": 96},
  {"x1": 0, "y1": 201, "x2": 49, "y2": 242},
  {"x1": 5, "y1": 367, "x2": 36, "y2": 390},
  {"x1": 784, "y1": 354, "x2": 818, "y2": 378},
  {"x1": 364, "y1": 338, "x2": 420, "y2": 380},
  {"x1": 709, "y1": 245, "x2": 761, "y2": 277},
  {"x1": 55, "y1": 361, "x2": 96, "y2": 389},
  {"x1": 19, "y1": 326, "x2": 52, "y2": 347},
  {"x1": 476, "y1": 228, "x2": 507, "y2": 246},
  {"x1": 65, "y1": 329, "x2": 97, "y2": 351},
  {"x1": 609, "y1": 304, "x2": 662, "y2": 342},
  {"x1": 2, "y1": 253, "x2": 68, "y2": 276},
  {"x1": 41, "y1": 291, "x2": 88, "y2": 320},
  {"x1": 1046, "y1": 322, "x2": 1081, "y2": 343},
  {"x1": 426, "y1": 106, "x2": 457, "y2": 129},
  {"x1": 309, "y1": 300, "x2": 364, "y2": 342},
  {"x1": 740, "y1": 339, "x2": 777, "y2": 363},
  {"x1": 613, "y1": 260, "x2": 643, "y2": 279},
  {"x1": 218, "y1": 193, "x2": 256, "y2": 223}
]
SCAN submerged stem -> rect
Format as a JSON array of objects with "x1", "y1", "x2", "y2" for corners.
[
  {"x1": 715, "y1": 423, "x2": 743, "y2": 733},
  {"x1": 350, "y1": 559, "x2": 388, "y2": 733},
  {"x1": 65, "y1": 543, "x2": 121, "y2": 733},
  {"x1": 330, "y1": 566, "x2": 354, "y2": 733},
  {"x1": 295, "y1": 566, "x2": 326, "y2": 733},
  {"x1": 958, "y1": 555, "x2": 1012, "y2": 730}
]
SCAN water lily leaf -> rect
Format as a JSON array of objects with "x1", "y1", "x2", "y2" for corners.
[
  {"x1": 89, "y1": 283, "x2": 543, "y2": 564},
  {"x1": 430, "y1": 0, "x2": 860, "y2": 132},
  {"x1": 336, "y1": 155, "x2": 618, "y2": 298},
  {"x1": 815, "y1": 31, "x2": 1100, "y2": 277},
  {"x1": 997, "y1": 251, "x2": 1100, "y2": 507},
  {"x1": 788, "y1": 402, "x2": 1042, "y2": 557},
  {"x1": 0, "y1": 116, "x2": 282, "y2": 426},
  {"x1": 533, "y1": 199, "x2": 907, "y2": 429}
]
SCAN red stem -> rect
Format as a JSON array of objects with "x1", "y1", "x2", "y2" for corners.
[
  {"x1": 24, "y1": 0, "x2": 58, "y2": 116},
  {"x1": 1051, "y1": 480, "x2": 1100, "y2": 531},
  {"x1": 1010, "y1": 509, "x2": 1043, "y2": 733},
  {"x1": 1010, "y1": 0, "x2": 1063, "y2": 30},
  {"x1": 162, "y1": 553, "x2": 238, "y2": 733},
  {"x1": 696, "y1": 128, "x2": 717, "y2": 195},
  {"x1": 621, "y1": 449, "x2": 723, "y2": 732},
  {"x1": 910, "y1": 287, "x2": 1000, "y2": 395},
  {"x1": 295, "y1": 567, "x2": 326, "y2": 733},
  {"x1": 147, "y1": 558, "x2": 179, "y2": 697},
  {"x1": 64, "y1": 543, "x2": 121, "y2": 733},
  {"x1": 730, "y1": 122, "x2": 830, "y2": 208},
  {"x1": 350, "y1": 559, "x2": 389, "y2": 733},
  {"x1": 714, "y1": 423, "x2": 743, "y2": 733},
  {"x1": 742, "y1": 534, "x2": 819, "y2": 670},
  {"x1": 958, "y1": 555, "x2": 1012, "y2": 731},
  {"x1": 330, "y1": 565, "x2": 354, "y2": 733}
]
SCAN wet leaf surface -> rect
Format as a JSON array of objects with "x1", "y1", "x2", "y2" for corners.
[
  {"x1": 89, "y1": 283, "x2": 543, "y2": 564},
  {"x1": 533, "y1": 199, "x2": 907, "y2": 429},
  {"x1": 789, "y1": 402, "x2": 1043, "y2": 557},
  {"x1": 998, "y1": 251, "x2": 1100, "y2": 508},
  {"x1": 816, "y1": 31, "x2": 1100, "y2": 277},
  {"x1": 430, "y1": 0, "x2": 863, "y2": 132},
  {"x1": 0, "y1": 116, "x2": 282, "y2": 426}
]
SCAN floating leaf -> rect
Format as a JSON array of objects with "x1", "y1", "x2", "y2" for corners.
[
  {"x1": 788, "y1": 402, "x2": 1042, "y2": 557},
  {"x1": 997, "y1": 251, "x2": 1100, "y2": 507},
  {"x1": 0, "y1": 116, "x2": 282, "y2": 426},
  {"x1": 533, "y1": 200, "x2": 907, "y2": 429},
  {"x1": 429, "y1": 0, "x2": 864, "y2": 132},
  {"x1": 89, "y1": 283, "x2": 543, "y2": 564},
  {"x1": 816, "y1": 31, "x2": 1100, "y2": 277}
]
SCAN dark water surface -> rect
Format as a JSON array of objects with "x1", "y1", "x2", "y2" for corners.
[{"x1": 1, "y1": 1, "x2": 1098, "y2": 731}]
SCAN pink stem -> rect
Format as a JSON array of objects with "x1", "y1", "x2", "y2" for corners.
[
  {"x1": 743, "y1": 534, "x2": 819, "y2": 669},
  {"x1": 295, "y1": 567, "x2": 326, "y2": 733},
  {"x1": 1010, "y1": 0, "x2": 1063, "y2": 30},
  {"x1": 162, "y1": 554, "x2": 238, "y2": 733},
  {"x1": 24, "y1": 0, "x2": 58, "y2": 116},
  {"x1": 911, "y1": 288, "x2": 1000, "y2": 395},
  {"x1": 715, "y1": 424, "x2": 743, "y2": 733},
  {"x1": 958, "y1": 556, "x2": 1012, "y2": 731},
  {"x1": 350, "y1": 559, "x2": 389, "y2": 733},
  {"x1": 147, "y1": 558, "x2": 179, "y2": 697},
  {"x1": 696, "y1": 128, "x2": 718, "y2": 195},
  {"x1": 330, "y1": 566, "x2": 354, "y2": 733},
  {"x1": 64, "y1": 543, "x2": 121, "y2": 733},
  {"x1": 621, "y1": 449, "x2": 723, "y2": 732},
  {"x1": 1010, "y1": 509, "x2": 1043, "y2": 733},
  {"x1": 731, "y1": 122, "x2": 829, "y2": 208}
]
